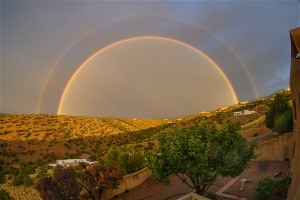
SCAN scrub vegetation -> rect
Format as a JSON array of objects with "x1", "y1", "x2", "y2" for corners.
[{"x1": 0, "y1": 89, "x2": 291, "y2": 199}]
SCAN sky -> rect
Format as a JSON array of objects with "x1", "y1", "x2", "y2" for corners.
[{"x1": 1, "y1": 0, "x2": 300, "y2": 119}]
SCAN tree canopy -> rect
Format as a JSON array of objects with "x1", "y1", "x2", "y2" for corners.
[
  {"x1": 266, "y1": 93, "x2": 291, "y2": 131},
  {"x1": 35, "y1": 163, "x2": 123, "y2": 200},
  {"x1": 35, "y1": 167, "x2": 81, "y2": 200},
  {"x1": 146, "y1": 122, "x2": 256, "y2": 195},
  {"x1": 106, "y1": 146, "x2": 145, "y2": 175}
]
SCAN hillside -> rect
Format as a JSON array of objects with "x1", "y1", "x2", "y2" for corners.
[{"x1": 0, "y1": 89, "x2": 291, "y2": 167}]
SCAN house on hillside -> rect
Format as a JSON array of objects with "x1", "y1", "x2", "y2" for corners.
[
  {"x1": 287, "y1": 27, "x2": 300, "y2": 200},
  {"x1": 233, "y1": 110, "x2": 255, "y2": 116},
  {"x1": 48, "y1": 159, "x2": 96, "y2": 167}
]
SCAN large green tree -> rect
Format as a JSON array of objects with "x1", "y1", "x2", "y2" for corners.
[
  {"x1": 266, "y1": 93, "x2": 291, "y2": 131},
  {"x1": 106, "y1": 146, "x2": 145, "y2": 175},
  {"x1": 146, "y1": 122, "x2": 255, "y2": 195}
]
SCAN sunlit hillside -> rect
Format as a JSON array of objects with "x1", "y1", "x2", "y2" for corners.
[
  {"x1": 0, "y1": 89, "x2": 291, "y2": 200},
  {"x1": 0, "y1": 89, "x2": 290, "y2": 167}
]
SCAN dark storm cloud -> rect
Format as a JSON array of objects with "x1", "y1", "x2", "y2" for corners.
[{"x1": 1, "y1": 1, "x2": 299, "y2": 118}]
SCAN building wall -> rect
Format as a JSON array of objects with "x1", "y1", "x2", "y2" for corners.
[
  {"x1": 102, "y1": 167, "x2": 151, "y2": 200},
  {"x1": 254, "y1": 133, "x2": 293, "y2": 161},
  {"x1": 288, "y1": 27, "x2": 300, "y2": 200},
  {"x1": 176, "y1": 192, "x2": 210, "y2": 200}
]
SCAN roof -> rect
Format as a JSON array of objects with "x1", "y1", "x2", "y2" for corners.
[{"x1": 290, "y1": 27, "x2": 300, "y2": 58}]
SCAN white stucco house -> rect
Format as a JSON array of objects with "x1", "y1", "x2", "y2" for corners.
[
  {"x1": 48, "y1": 159, "x2": 96, "y2": 167},
  {"x1": 234, "y1": 110, "x2": 255, "y2": 116}
]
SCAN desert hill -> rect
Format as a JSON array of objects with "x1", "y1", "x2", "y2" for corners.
[{"x1": 0, "y1": 89, "x2": 291, "y2": 167}]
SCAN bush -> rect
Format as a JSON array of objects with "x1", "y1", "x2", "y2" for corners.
[
  {"x1": 204, "y1": 192, "x2": 216, "y2": 200},
  {"x1": 11, "y1": 175, "x2": 23, "y2": 186},
  {"x1": 0, "y1": 172, "x2": 5, "y2": 183},
  {"x1": 0, "y1": 188, "x2": 14, "y2": 200},
  {"x1": 274, "y1": 176, "x2": 291, "y2": 194},
  {"x1": 275, "y1": 109, "x2": 293, "y2": 134},
  {"x1": 23, "y1": 175, "x2": 33, "y2": 186},
  {"x1": 256, "y1": 176, "x2": 291, "y2": 199}
]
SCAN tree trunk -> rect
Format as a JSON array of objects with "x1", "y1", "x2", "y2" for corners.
[
  {"x1": 195, "y1": 186, "x2": 205, "y2": 195},
  {"x1": 96, "y1": 188, "x2": 103, "y2": 200}
]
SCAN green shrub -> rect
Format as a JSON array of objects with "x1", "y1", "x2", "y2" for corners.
[
  {"x1": 256, "y1": 177, "x2": 276, "y2": 199},
  {"x1": 204, "y1": 192, "x2": 216, "y2": 200},
  {"x1": 256, "y1": 176, "x2": 291, "y2": 199},
  {"x1": 23, "y1": 175, "x2": 33, "y2": 186},
  {"x1": 0, "y1": 188, "x2": 14, "y2": 200},
  {"x1": 11, "y1": 174, "x2": 23, "y2": 186},
  {"x1": 274, "y1": 176, "x2": 291, "y2": 194},
  {"x1": 275, "y1": 109, "x2": 293, "y2": 134},
  {"x1": 0, "y1": 172, "x2": 5, "y2": 183}
]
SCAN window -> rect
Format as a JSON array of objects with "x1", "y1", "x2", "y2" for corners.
[
  {"x1": 292, "y1": 142, "x2": 296, "y2": 159},
  {"x1": 293, "y1": 100, "x2": 297, "y2": 120},
  {"x1": 299, "y1": 93, "x2": 300, "y2": 113}
]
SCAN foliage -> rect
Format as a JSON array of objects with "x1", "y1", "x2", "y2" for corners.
[
  {"x1": 146, "y1": 122, "x2": 255, "y2": 195},
  {"x1": 106, "y1": 146, "x2": 145, "y2": 175},
  {"x1": 11, "y1": 164, "x2": 36, "y2": 186},
  {"x1": 11, "y1": 174, "x2": 23, "y2": 186},
  {"x1": 275, "y1": 108, "x2": 293, "y2": 134},
  {"x1": 204, "y1": 192, "x2": 216, "y2": 200},
  {"x1": 0, "y1": 171, "x2": 5, "y2": 183},
  {"x1": 23, "y1": 174, "x2": 33, "y2": 186},
  {"x1": 265, "y1": 93, "x2": 291, "y2": 130},
  {"x1": 256, "y1": 176, "x2": 291, "y2": 199},
  {"x1": 274, "y1": 176, "x2": 291, "y2": 194},
  {"x1": 76, "y1": 163, "x2": 123, "y2": 200},
  {"x1": 35, "y1": 176, "x2": 67, "y2": 200},
  {"x1": 0, "y1": 188, "x2": 14, "y2": 200},
  {"x1": 256, "y1": 177, "x2": 277, "y2": 199},
  {"x1": 35, "y1": 167, "x2": 81, "y2": 200}
]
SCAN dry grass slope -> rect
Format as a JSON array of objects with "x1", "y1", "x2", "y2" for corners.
[{"x1": 0, "y1": 89, "x2": 291, "y2": 200}]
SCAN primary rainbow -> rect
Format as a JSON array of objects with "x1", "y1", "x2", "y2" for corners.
[{"x1": 57, "y1": 36, "x2": 239, "y2": 115}]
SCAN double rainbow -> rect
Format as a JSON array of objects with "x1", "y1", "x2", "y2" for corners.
[{"x1": 57, "y1": 36, "x2": 238, "y2": 115}]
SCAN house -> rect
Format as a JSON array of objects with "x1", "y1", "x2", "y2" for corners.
[
  {"x1": 287, "y1": 27, "x2": 300, "y2": 200},
  {"x1": 48, "y1": 159, "x2": 96, "y2": 167},
  {"x1": 233, "y1": 110, "x2": 255, "y2": 116}
]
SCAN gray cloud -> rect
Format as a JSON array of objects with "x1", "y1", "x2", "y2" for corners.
[{"x1": 1, "y1": 1, "x2": 299, "y2": 118}]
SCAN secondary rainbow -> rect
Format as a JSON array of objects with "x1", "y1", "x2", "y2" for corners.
[{"x1": 57, "y1": 36, "x2": 239, "y2": 115}]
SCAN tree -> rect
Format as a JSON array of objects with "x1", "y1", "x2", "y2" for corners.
[
  {"x1": 266, "y1": 93, "x2": 291, "y2": 130},
  {"x1": 146, "y1": 122, "x2": 255, "y2": 195},
  {"x1": 75, "y1": 163, "x2": 123, "y2": 200},
  {"x1": 35, "y1": 167, "x2": 81, "y2": 200},
  {"x1": 106, "y1": 146, "x2": 145, "y2": 175},
  {"x1": 275, "y1": 108, "x2": 293, "y2": 134},
  {"x1": 35, "y1": 176, "x2": 67, "y2": 200}
]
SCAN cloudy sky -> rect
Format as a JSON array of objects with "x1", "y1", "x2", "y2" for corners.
[{"x1": 1, "y1": 1, "x2": 299, "y2": 119}]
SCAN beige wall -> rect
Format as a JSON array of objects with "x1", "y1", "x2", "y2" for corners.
[
  {"x1": 176, "y1": 192, "x2": 211, "y2": 200},
  {"x1": 255, "y1": 133, "x2": 293, "y2": 161},
  {"x1": 288, "y1": 27, "x2": 300, "y2": 200},
  {"x1": 102, "y1": 167, "x2": 151, "y2": 200}
]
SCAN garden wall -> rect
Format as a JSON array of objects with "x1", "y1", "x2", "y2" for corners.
[
  {"x1": 102, "y1": 167, "x2": 151, "y2": 200},
  {"x1": 255, "y1": 132, "x2": 293, "y2": 161}
]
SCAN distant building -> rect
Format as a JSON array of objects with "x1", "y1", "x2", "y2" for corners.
[
  {"x1": 233, "y1": 110, "x2": 255, "y2": 116},
  {"x1": 287, "y1": 27, "x2": 300, "y2": 200},
  {"x1": 48, "y1": 159, "x2": 96, "y2": 167}
]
